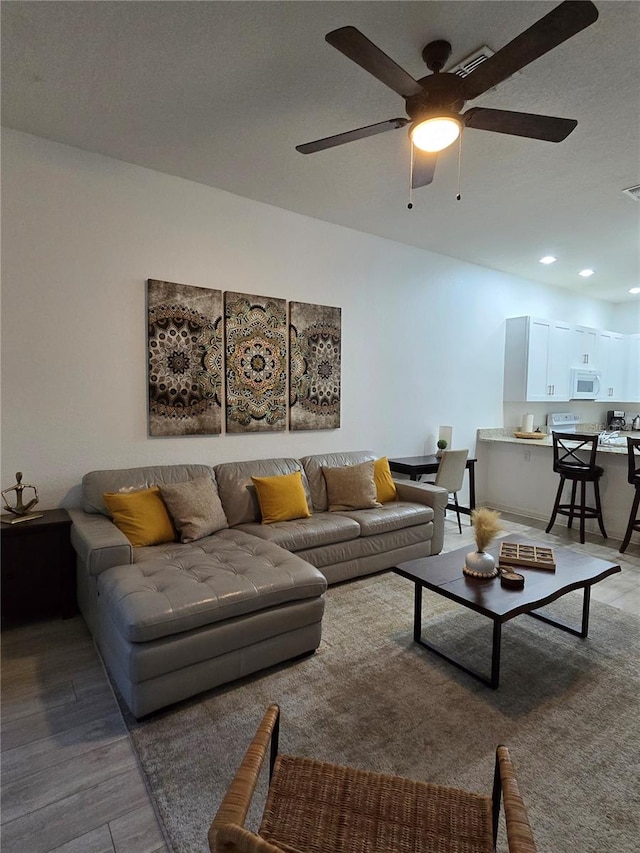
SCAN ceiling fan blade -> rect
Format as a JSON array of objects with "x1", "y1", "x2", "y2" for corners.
[
  {"x1": 296, "y1": 117, "x2": 408, "y2": 154},
  {"x1": 412, "y1": 150, "x2": 438, "y2": 188},
  {"x1": 461, "y1": 0, "x2": 599, "y2": 101},
  {"x1": 464, "y1": 107, "x2": 577, "y2": 141},
  {"x1": 326, "y1": 26, "x2": 423, "y2": 98}
]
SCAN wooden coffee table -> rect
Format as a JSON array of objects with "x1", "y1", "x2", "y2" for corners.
[{"x1": 394, "y1": 535, "x2": 621, "y2": 688}]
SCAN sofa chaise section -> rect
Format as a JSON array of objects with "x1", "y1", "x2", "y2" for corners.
[
  {"x1": 97, "y1": 529, "x2": 325, "y2": 718},
  {"x1": 70, "y1": 464, "x2": 327, "y2": 717}
]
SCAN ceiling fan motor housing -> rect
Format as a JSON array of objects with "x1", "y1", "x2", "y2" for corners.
[{"x1": 406, "y1": 73, "x2": 466, "y2": 121}]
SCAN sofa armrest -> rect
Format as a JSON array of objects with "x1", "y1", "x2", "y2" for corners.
[
  {"x1": 394, "y1": 480, "x2": 447, "y2": 555},
  {"x1": 68, "y1": 508, "x2": 132, "y2": 577}
]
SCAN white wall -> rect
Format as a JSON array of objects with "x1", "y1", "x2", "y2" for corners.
[{"x1": 0, "y1": 130, "x2": 620, "y2": 508}]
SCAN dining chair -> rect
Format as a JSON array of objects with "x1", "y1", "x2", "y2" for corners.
[
  {"x1": 209, "y1": 703, "x2": 537, "y2": 853},
  {"x1": 424, "y1": 449, "x2": 469, "y2": 533}
]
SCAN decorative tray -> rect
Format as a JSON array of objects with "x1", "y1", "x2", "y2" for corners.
[
  {"x1": 513, "y1": 432, "x2": 545, "y2": 439},
  {"x1": 499, "y1": 541, "x2": 556, "y2": 571}
]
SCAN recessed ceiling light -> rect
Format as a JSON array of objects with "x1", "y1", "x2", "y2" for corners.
[
  {"x1": 539, "y1": 256, "x2": 557, "y2": 264},
  {"x1": 578, "y1": 268, "x2": 595, "y2": 277},
  {"x1": 629, "y1": 287, "x2": 640, "y2": 295}
]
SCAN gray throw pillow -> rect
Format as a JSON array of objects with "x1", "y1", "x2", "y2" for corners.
[
  {"x1": 159, "y1": 477, "x2": 228, "y2": 543},
  {"x1": 322, "y1": 460, "x2": 381, "y2": 511}
]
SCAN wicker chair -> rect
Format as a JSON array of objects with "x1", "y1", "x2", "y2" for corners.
[{"x1": 209, "y1": 704, "x2": 537, "y2": 853}]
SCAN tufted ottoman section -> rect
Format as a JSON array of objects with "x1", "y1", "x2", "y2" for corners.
[{"x1": 96, "y1": 530, "x2": 326, "y2": 718}]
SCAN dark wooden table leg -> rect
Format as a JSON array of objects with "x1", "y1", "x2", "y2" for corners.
[
  {"x1": 413, "y1": 583, "x2": 422, "y2": 642},
  {"x1": 468, "y1": 460, "x2": 476, "y2": 512},
  {"x1": 490, "y1": 620, "x2": 502, "y2": 689}
]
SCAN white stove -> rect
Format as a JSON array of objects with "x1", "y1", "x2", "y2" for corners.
[{"x1": 546, "y1": 412, "x2": 580, "y2": 433}]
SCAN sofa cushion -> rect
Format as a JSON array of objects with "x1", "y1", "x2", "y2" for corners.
[
  {"x1": 301, "y1": 451, "x2": 377, "y2": 512},
  {"x1": 83, "y1": 464, "x2": 215, "y2": 516},
  {"x1": 98, "y1": 529, "x2": 327, "y2": 643},
  {"x1": 159, "y1": 476, "x2": 228, "y2": 542},
  {"x1": 251, "y1": 471, "x2": 312, "y2": 524},
  {"x1": 233, "y1": 513, "x2": 360, "y2": 552},
  {"x1": 374, "y1": 457, "x2": 398, "y2": 503},
  {"x1": 333, "y1": 501, "x2": 433, "y2": 536},
  {"x1": 323, "y1": 461, "x2": 381, "y2": 511},
  {"x1": 103, "y1": 487, "x2": 176, "y2": 547},
  {"x1": 215, "y1": 458, "x2": 312, "y2": 527}
]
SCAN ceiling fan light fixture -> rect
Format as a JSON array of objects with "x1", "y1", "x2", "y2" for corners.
[{"x1": 410, "y1": 116, "x2": 461, "y2": 153}]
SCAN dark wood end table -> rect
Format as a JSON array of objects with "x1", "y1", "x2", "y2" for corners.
[
  {"x1": 1, "y1": 508, "x2": 76, "y2": 626},
  {"x1": 394, "y1": 535, "x2": 621, "y2": 688}
]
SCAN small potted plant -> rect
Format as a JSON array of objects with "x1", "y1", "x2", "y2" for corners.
[{"x1": 436, "y1": 438, "x2": 448, "y2": 458}]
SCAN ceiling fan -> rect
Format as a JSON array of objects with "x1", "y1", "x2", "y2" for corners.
[{"x1": 296, "y1": 0, "x2": 599, "y2": 189}]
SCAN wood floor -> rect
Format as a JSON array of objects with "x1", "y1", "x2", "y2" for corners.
[{"x1": 1, "y1": 512, "x2": 638, "y2": 853}]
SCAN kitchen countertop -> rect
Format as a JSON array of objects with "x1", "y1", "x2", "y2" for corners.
[{"x1": 477, "y1": 427, "x2": 640, "y2": 455}]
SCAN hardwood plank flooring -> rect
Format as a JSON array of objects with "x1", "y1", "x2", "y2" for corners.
[
  {"x1": 1, "y1": 617, "x2": 170, "y2": 853},
  {"x1": 1, "y1": 511, "x2": 637, "y2": 853}
]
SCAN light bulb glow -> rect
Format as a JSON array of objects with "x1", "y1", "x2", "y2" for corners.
[
  {"x1": 629, "y1": 287, "x2": 640, "y2": 294},
  {"x1": 539, "y1": 256, "x2": 557, "y2": 265},
  {"x1": 411, "y1": 117, "x2": 461, "y2": 153},
  {"x1": 579, "y1": 268, "x2": 595, "y2": 277}
]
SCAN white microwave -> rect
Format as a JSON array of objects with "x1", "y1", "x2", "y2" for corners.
[{"x1": 570, "y1": 368, "x2": 601, "y2": 399}]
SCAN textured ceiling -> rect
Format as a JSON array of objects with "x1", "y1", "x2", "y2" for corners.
[{"x1": 2, "y1": 1, "x2": 639, "y2": 304}]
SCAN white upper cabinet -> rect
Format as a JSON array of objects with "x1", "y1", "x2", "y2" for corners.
[
  {"x1": 626, "y1": 334, "x2": 640, "y2": 403},
  {"x1": 572, "y1": 325, "x2": 598, "y2": 367},
  {"x1": 504, "y1": 317, "x2": 634, "y2": 403},
  {"x1": 504, "y1": 316, "x2": 572, "y2": 402},
  {"x1": 596, "y1": 330, "x2": 627, "y2": 401}
]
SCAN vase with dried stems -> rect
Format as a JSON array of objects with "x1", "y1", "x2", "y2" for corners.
[{"x1": 463, "y1": 507, "x2": 502, "y2": 578}]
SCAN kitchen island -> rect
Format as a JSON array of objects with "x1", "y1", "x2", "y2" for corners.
[{"x1": 477, "y1": 427, "x2": 638, "y2": 543}]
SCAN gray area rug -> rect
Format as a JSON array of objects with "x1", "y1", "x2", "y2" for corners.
[{"x1": 124, "y1": 571, "x2": 640, "y2": 853}]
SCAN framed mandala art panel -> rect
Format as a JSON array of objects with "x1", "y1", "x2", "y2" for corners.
[
  {"x1": 289, "y1": 302, "x2": 341, "y2": 431},
  {"x1": 147, "y1": 279, "x2": 223, "y2": 436},
  {"x1": 224, "y1": 291, "x2": 287, "y2": 433}
]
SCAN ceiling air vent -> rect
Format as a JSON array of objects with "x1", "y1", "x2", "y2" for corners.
[
  {"x1": 447, "y1": 46, "x2": 495, "y2": 78},
  {"x1": 622, "y1": 185, "x2": 640, "y2": 201}
]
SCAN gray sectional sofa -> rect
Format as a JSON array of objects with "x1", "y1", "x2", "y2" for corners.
[{"x1": 69, "y1": 450, "x2": 447, "y2": 717}]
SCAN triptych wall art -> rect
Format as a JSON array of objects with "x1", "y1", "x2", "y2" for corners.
[{"x1": 147, "y1": 280, "x2": 341, "y2": 436}]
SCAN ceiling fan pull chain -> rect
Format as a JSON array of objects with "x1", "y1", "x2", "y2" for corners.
[
  {"x1": 456, "y1": 130, "x2": 463, "y2": 201},
  {"x1": 408, "y1": 145, "x2": 414, "y2": 210}
]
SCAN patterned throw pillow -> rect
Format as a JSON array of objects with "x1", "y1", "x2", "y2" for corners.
[
  {"x1": 159, "y1": 477, "x2": 229, "y2": 543},
  {"x1": 251, "y1": 470, "x2": 312, "y2": 525},
  {"x1": 322, "y1": 460, "x2": 381, "y2": 511},
  {"x1": 103, "y1": 486, "x2": 176, "y2": 547}
]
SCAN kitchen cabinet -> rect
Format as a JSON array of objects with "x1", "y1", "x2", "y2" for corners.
[
  {"x1": 503, "y1": 316, "x2": 573, "y2": 402},
  {"x1": 573, "y1": 325, "x2": 598, "y2": 367},
  {"x1": 596, "y1": 330, "x2": 627, "y2": 401},
  {"x1": 626, "y1": 334, "x2": 640, "y2": 402}
]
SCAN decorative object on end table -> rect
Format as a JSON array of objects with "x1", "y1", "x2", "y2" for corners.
[
  {"x1": 463, "y1": 507, "x2": 501, "y2": 578},
  {"x1": 1, "y1": 472, "x2": 43, "y2": 524},
  {"x1": 436, "y1": 438, "x2": 448, "y2": 458}
]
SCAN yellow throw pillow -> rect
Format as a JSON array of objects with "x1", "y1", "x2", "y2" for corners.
[
  {"x1": 374, "y1": 457, "x2": 398, "y2": 503},
  {"x1": 251, "y1": 470, "x2": 312, "y2": 525},
  {"x1": 323, "y1": 460, "x2": 381, "y2": 511},
  {"x1": 103, "y1": 486, "x2": 176, "y2": 547}
]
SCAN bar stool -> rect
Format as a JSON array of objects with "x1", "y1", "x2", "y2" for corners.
[
  {"x1": 546, "y1": 432, "x2": 607, "y2": 544},
  {"x1": 620, "y1": 437, "x2": 640, "y2": 553}
]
